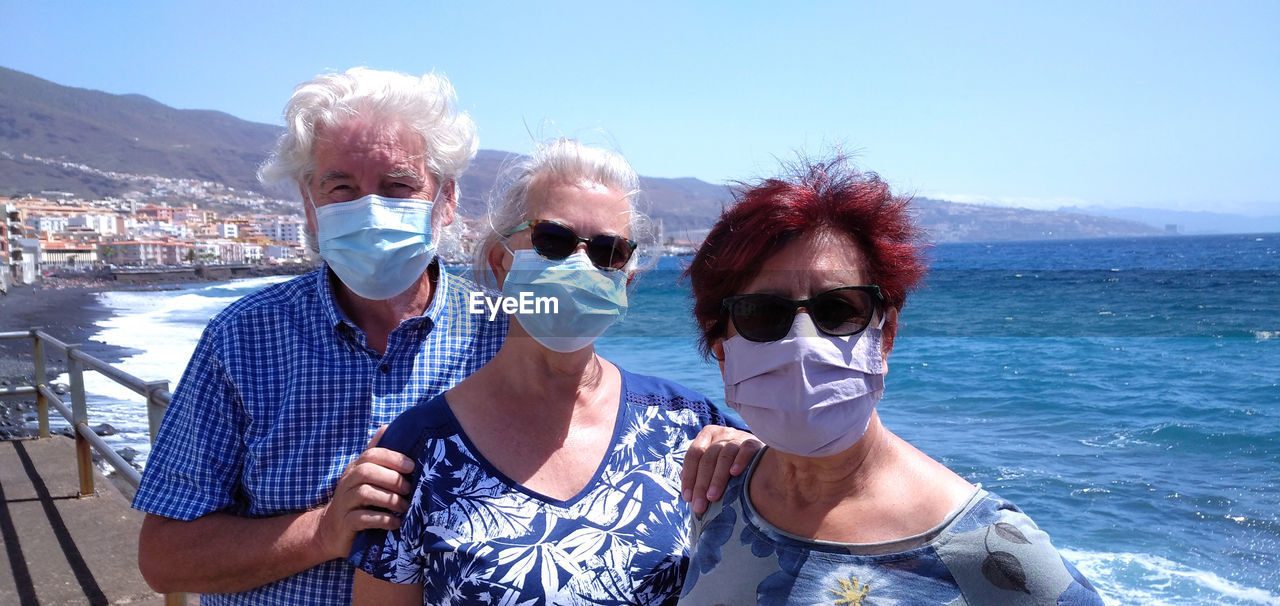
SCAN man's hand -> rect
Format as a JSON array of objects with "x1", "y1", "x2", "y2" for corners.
[
  {"x1": 313, "y1": 425, "x2": 416, "y2": 560},
  {"x1": 681, "y1": 426, "x2": 762, "y2": 516},
  {"x1": 138, "y1": 426, "x2": 419, "y2": 594}
]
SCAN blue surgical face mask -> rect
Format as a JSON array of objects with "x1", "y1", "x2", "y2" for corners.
[
  {"x1": 313, "y1": 194, "x2": 436, "y2": 300},
  {"x1": 501, "y1": 247, "x2": 628, "y2": 353}
]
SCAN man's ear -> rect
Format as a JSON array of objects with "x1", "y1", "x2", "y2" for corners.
[
  {"x1": 300, "y1": 186, "x2": 317, "y2": 234},
  {"x1": 433, "y1": 180, "x2": 457, "y2": 227}
]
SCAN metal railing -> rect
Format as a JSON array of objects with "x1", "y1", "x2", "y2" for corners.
[{"x1": 0, "y1": 328, "x2": 185, "y2": 605}]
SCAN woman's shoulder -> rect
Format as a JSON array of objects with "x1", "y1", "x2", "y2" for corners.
[
  {"x1": 616, "y1": 366, "x2": 713, "y2": 405},
  {"x1": 377, "y1": 392, "x2": 460, "y2": 455},
  {"x1": 935, "y1": 490, "x2": 1104, "y2": 604},
  {"x1": 615, "y1": 366, "x2": 744, "y2": 428}
]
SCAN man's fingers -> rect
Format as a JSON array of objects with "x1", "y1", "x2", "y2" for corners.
[
  {"x1": 357, "y1": 447, "x2": 415, "y2": 475},
  {"x1": 354, "y1": 483, "x2": 410, "y2": 514},
  {"x1": 346, "y1": 509, "x2": 403, "y2": 532},
  {"x1": 366, "y1": 424, "x2": 388, "y2": 449},
  {"x1": 342, "y1": 460, "x2": 413, "y2": 497}
]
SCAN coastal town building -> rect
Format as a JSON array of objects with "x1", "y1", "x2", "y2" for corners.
[
  {"x1": 39, "y1": 239, "x2": 99, "y2": 268},
  {"x1": 12, "y1": 239, "x2": 41, "y2": 284},
  {"x1": 1, "y1": 203, "x2": 12, "y2": 293},
  {"x1": 261, "y1": 217, "x2": 305, "y2": 245},
  {"x1": 0, "y1": 196, "x2": 310, "y2": 277},
  {"x1": 102, "y1": 240, "x2": 194, "y2": 266},
  {"x1": 3, "y1": 202, "x2": 41, "y2": 290}
]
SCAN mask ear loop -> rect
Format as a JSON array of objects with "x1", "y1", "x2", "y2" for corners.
[{"x1": 874, "y1": 306, "x2": 887, "y2": 330}]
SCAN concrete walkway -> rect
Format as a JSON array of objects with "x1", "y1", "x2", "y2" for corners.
[{"x1": 0, "y1": 435, "x2": 164, "y2": 605}]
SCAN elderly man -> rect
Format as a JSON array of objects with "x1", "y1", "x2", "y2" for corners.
[{"x1": 131, "y1": 68, "x2": 507, "y2": 604}]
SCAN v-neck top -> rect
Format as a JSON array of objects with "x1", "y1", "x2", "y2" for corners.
[{"x1": 350, "y1": 368, "x2": 745, "y2": 605}]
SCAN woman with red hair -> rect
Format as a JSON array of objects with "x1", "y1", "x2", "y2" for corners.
[{"x1": 679, "y1": 157, "x2": 1102, "y2": 604}]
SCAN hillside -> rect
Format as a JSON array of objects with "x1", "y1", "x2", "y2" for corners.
[
  {"x1": 1, "y1": 65, "x2": 1165, "y2": 242},
  {"x1": 912, "y1": 198, "x2": 1160, "y2": 242},
  {"x1": 0, "y1": 66, "x2": 278, "y2": 194}
]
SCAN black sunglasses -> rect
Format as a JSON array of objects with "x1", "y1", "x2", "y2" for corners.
[
  {"x1": 721, "y1": 286, "x2": 884, "y2": 342},
  {"x1": 507, "y1": 219, "x2": 638, "y2": 271}
]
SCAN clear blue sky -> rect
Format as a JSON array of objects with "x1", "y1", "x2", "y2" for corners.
[{"x1": 4, "y1": 0, "x2": 1277, "y2": 214}]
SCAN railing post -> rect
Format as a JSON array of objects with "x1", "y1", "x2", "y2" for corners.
[
  {"x1": 32, "y1": 329, "x2": 49, "y2": 438},
  {"x1": 145, "y1": 380, "x2": 170, "y2": 443},
  {"x1": 66, "y1": 345, "x2": 95, "y2": 497}
]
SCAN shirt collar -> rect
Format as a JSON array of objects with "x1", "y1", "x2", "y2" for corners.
[{"x1": 317, "y1": 259, "x2": 447, "y2": 337}]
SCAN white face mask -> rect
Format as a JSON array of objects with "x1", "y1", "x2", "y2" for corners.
[{"x1": 721, "y1": 313, "x2": 886, "y2": 458}]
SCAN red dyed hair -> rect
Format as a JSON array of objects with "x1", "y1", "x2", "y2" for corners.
[{"x1": 685, "y1": 156, "x2": 927, "y2": 357}]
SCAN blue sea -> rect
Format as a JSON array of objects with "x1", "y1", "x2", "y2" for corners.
[{"x1": 60, "y1": 233, "x2": 1279, "y2": 604}]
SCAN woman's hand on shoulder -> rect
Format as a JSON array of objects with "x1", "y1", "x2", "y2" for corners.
[{"x1": 681, "y1": 426, "x2": 763, "y2": 515}]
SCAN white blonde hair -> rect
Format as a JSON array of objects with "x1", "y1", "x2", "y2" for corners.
[{"x1": 472, "y1": 139, "x2": 654, "y2": 288}]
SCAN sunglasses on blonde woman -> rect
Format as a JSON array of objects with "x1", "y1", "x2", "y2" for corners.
[{"x1": 507, "y1": 219, "x2": 638, "y2": 271}]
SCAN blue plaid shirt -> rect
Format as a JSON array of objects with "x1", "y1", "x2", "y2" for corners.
[{"x1": 132, "y1": 264, "x2": 507, "y2": 605}]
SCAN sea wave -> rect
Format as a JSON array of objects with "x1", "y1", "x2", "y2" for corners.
[{"x1": 1062, "y1": 548, "x2": 1280, "y2": 605}]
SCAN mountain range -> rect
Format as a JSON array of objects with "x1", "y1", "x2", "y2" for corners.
[{"x1": 0, "y1": 65, "x2": 1193, "y2": 242}]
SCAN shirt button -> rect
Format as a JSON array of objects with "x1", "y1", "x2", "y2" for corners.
[{"x1": 379, "y1": 363, "x2": 391, "y2": 374}]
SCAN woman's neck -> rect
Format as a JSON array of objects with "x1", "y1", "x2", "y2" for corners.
[
  {"x1": 457, "y1": 333, "x2": 612, "y2": 424},
  {"x1": 755, "y1": 413, "x2": 891, "y2": 506}
]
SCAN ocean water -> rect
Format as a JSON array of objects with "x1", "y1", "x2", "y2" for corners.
[{"x1": 58, "y1": 233, "x2": 1279, "y2": 604}]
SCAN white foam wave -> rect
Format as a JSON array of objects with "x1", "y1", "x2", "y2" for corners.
[
  {"x1": 53, "y1": 279, "x2": 275, "y2": 468},
  {"x1": 1062, "y1": 548, "x2": 1280, "y2": 605},
  {"x1": 195, "y1": 275, "x2": 294, "y2": 293}
]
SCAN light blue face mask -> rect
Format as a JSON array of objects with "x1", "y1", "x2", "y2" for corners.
[
  {"x1": 501, "y1": 248, "x2": 628, "y2": 353},
  {"x1": 313, "y1": 194, "x2": 436, "y2": 300}
]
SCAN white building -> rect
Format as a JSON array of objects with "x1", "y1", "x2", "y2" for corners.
[
  {"x1": 29, "y1": 215, "x2": 70, "y2": 234},
  {"x1": 264, "y1": 244, "x2": 299, "y2": 263},
  {"x1": 13, "y1": 238, "x2": 41, "y2": 283},
  {"x1": 243, "y1": 244, "x2": 263, "y2": 263},
  {"x1": 67, "y1": 213, "x2": 120, "y2": 236},
  {"x1": 194, "y1": 241, "x2": 223, "y2": 263},
  {"x1": 200, "y1": 239, "x2": 247, "y2": 264},
  {"x1": 134, "y1": 221, "x2": 191, "y2": 240},
  {"x1": 261, "y1": 217, "x2": 306, "y2": 245},
  {"x1": 216, "y1": 222, "x2": 239, "y2": 239}
]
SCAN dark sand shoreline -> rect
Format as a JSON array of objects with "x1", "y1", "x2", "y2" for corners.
[
  {"x1": 1, "y1": 278, "x2": 128, "y2": 437},
  {"x1": 0, "y1": 267, "x2": 309, "y2": 437},
  {"x1": 0, "y1": 278, "x2": 131, "y2": 379}
]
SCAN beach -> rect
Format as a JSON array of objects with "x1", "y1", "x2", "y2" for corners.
[
  {"x1": 0, "y1": 266, "x2": 309, "y2": 438},
  {"x1": 0, "y1": 278, "x2": 126, "y2": 437}
]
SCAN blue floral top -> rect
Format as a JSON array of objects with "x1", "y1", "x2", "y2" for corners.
[
  {"x1": 680, "y1": 451, "x2": 1105, "y2": 605},
  {"x1": 350, "y1": 369, "x2": 746, "y2": 605}
]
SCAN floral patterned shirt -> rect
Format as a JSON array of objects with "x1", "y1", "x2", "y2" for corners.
[
  {"x1": 350, "y1": 369, "x2": 746, "y2": 605},
  {"x1": 680, "y1": 451, "x2": 1104, "y2": 605}
]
